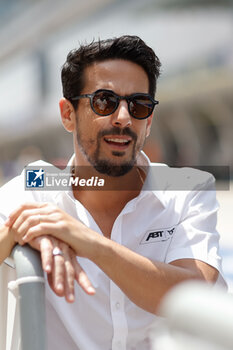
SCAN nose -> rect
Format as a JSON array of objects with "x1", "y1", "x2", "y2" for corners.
[{"x1": 111, "y1": 100, "x2": 132, "y2": 128}]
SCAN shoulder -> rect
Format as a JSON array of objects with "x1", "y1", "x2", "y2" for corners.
[
  {"x1": 149, "y1": 163, "x2": 215, "y2": 191},
  {"x1": 144, "y1": 163, "x2": 217, "y2": 210},
  {"x1": 0, "y1": 160, "x2": 53, "y2": 193},
  {"x1": 0, "y1": 160, "x2": 54, "y2": 219}
]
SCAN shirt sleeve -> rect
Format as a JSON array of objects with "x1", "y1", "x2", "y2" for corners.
[
  {"x1": 165, "y1": 174, "x2": 222, "y2": 273},
  {"x1": 0, "y1": 215, "x2": 5, "y2": 225},
  {"x1": 0, "y1": 171, "x2": 38, "y2": 221}
]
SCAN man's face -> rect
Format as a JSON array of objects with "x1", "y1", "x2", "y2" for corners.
[{"x1": 74, "y1": 59, "x2": 153, "y2": 176}]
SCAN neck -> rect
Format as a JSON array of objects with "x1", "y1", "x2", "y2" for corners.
[{"x1": 72, "y1": 165, "x2": 145, "y2": 213}]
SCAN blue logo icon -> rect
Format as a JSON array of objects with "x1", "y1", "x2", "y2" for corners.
[{"x1": 26, "y1": 169, "x2": 44, "y2": 188}]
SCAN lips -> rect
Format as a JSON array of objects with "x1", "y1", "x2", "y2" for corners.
[{"x1": 103, "y1": 136, "x2": 132, "y2": 149}]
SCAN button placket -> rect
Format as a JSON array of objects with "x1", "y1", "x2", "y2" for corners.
[
  {"x1": 110, "y1": 217, "x2": 128, "y2": 350},
  {"x1": 110, "y1": 281, "x2": 128, "y2": 350}
]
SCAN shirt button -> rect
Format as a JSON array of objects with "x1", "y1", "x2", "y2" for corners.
[{"x1": 116, "y1": 302, "x2": 120, "y2": 309}]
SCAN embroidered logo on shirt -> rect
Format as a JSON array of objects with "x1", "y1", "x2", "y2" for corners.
[{"x1": 140, "y1": 226, "x2": 176, "y2": 244}]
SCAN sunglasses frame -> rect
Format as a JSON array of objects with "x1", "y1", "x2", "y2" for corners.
[{"x1": 71, "y1": 89, "x2": 159, "y2": 120}]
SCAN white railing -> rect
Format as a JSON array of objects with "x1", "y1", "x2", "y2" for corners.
[
  {"x1": 0, "y1": 245, "x2": 47, "y2": 350},
  {"x1": 152, "y1": 281, "x2": 233, "y2": 350}
]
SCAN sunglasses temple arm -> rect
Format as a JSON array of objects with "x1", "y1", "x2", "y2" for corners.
[{"x1": 69, "y1": 94, "x2": 92, "y2": 101}]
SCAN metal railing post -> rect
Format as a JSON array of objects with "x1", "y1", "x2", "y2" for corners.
[
  {"x1": 155, "y1": 281, "x2": 233, "y2": 350},
  {"x1": 11, "y1": 244, "x2": 47, "y2": 350}
]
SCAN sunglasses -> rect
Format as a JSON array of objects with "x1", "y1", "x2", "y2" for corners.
[{"x1": 71, "y1": 89, "x2": 159, "y2": 120}]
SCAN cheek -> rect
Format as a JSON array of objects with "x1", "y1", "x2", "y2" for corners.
[
  {"x1": 136, "y1": 122, "x2": 148, "y2": 141},
  {"x1": 76, "y1": 117, "x2": 100, "y2": 146},
  {"x1": 133, "y1": 127, "x2": 147, "y2": 153}
]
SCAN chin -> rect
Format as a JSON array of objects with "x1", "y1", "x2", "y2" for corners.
[{"x1": 93, "y1": 159, "x2": 135, "y2": 177}]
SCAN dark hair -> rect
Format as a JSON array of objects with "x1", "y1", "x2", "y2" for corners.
[{"x1": 61, "y1": 35, "x2": 161, "y2": 109}]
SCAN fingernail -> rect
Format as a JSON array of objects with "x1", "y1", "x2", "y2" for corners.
[
  {"x1": 45, "y1": 265, "x2": 51, "y2": 273},
  {"x1": 68, "y1": 294, "x2": 74, "y2": 302},
  {"x1": 57, "y1": 283, "x2": 63, "y2": 292},
  {"x1": 87, "y1": 286, "x2": 95, "y2": 294}
]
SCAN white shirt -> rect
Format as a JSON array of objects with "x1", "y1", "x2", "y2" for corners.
[{"x1": 0, "y1": 153, "x2": 226, "y2": 350}]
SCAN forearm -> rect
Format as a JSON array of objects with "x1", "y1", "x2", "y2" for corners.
[
  {"x1": 90, "y1": 237, "x2": 203, "y2": 314},
  {"x1": 0, "y1": 225, "x2": 15, "y2": 264},
  {"x1": 7, "y1": 202, "x2": 217, "y2": 312}
]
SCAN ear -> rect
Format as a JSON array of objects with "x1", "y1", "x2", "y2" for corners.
[
  {"x1": 145, "y1": 113, "x2": 154, "y2": 138},
  {"x1": 59, "y1": 98, "x2": 76, "y2": 132}
]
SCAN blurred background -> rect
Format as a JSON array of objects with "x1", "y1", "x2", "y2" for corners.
[{"x1": 0, "y1": 0, "x2": 232, "y2": 287}]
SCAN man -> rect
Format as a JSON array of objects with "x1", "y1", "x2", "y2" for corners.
[{"x1": 0, "y1": 35, "x2": 225, "y2": 350}]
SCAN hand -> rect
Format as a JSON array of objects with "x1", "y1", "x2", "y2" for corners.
[
  {"x1": 29, "y1": 235, "x2": 95, "y2": 303},
  {"x1": 6, "y1": 202, "x2": 98, "y2": 258}
]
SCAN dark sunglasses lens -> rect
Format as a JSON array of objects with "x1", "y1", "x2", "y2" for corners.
[
  {"x1": 129, "y1": 96, "x2": 154, "y2": 119},
  {"x1": 92, "y1": 91, "x2": 117, "y2": 116}
]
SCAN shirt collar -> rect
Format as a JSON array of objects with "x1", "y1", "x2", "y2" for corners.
[
  {"x1": 65, "y1": 152, "x2": 167, "y2": 207},
  {"x1": 137, "y1": 152, "x2": 167, "y2": 207}
]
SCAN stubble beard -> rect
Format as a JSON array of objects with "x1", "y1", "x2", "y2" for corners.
[{"x1": 76, "y1": 126, "x2": 140, "y2": 177}]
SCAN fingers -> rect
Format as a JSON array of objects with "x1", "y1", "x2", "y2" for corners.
[
  {"x1": 50, "y1": 241, "x2": 76, "y2": 303},
  {"x1": 5, "y1": 202, "x2": 48, "y2": 227},
  {"x1": 38, "y1": 237, "x2": 95, "y2": 302},
  {"x1": 29, "y1": 236, "x2": 53, "y2": 273},
  {"x1": 52, "y1": 243, "x2": 95, "y2": 302},
  {"x1": 60, "y1": 242, "x2": 75, "y2": 302},
  {"x1": 45, "y1": 241, "x2": 68, "y2": 300},
  {"x1": 40, "y1": 237, "x2": 54, "y2": 273},
  {"x1": 52, "y1": 246, "x2": 66, "y2": 297},
  {"x1": 8, "y1": 203, "x2": 96, "y2": 301},
  {"x1": 7, "y1": 203, "x2": 66, "y2": 245},
  {"x1": 12, "y1": 212, "x2": 43, "y2": 245},
  {"x1": 29, "y1": 236, "x2": 72, "y2": 301},
  {"x1": 48, "y1": 241, "x2": 95, "y2": 302},
  {"x1": 30, "y1": 236, "x2": 95, "y2": 302},
  {"x1": 71, "y1": 254, "x2": 95, "y2": 295},
  {"x1": 17, "y1": 220, "x2": 56, "y2": 245},
  {"x1": 6, "y1": 203, "x2": 55, "y2": 244}
]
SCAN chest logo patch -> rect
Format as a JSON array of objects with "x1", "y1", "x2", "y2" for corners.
[{"x1": 140, "y1": 226, "x2": 176, "y2": 244}]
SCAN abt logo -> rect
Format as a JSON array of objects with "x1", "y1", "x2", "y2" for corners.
[
  {"x1": 140, "y1": 227, "x2": 176, "y2": 244},
  {"x1": 26, "y1": 169, "x2": 45, "y2": 188}
]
